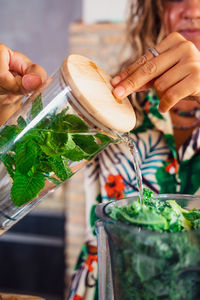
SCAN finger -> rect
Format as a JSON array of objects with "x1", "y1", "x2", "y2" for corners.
[
  {"x1": 111, "y1": 53, "x2": 153, "y2": 86},
  {"x1": 154, "y1": 62, "x2": 195, "y2": 97},
  {"x1": 22, "y1": 63, "x2": 47, "y2": 90},
  {"x1": 10, "y1": 50, "x2": 47, "y2": 91},
  {"x1": 22, "y1": 74, "x2": 43, "y2": 91},
  {"x1": 0, "y1": 44, "x2": 46, "y2": 93},
  {"x1": 113, "y1": 42, "x2": 185, "y2": 99},
  {"x1": 111, "y1": 32, "x2": 186, "y2": 87},
  {"x1": 158, "y1": 75, "x2": 198, "y2": 112},
  {"x1": 0, "y1": 44, "x2": 19, "y2": 92}
]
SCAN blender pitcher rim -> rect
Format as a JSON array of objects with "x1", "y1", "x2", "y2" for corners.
[{"x1": 95, "y1": 193, "x2": 200, "y2": 235}]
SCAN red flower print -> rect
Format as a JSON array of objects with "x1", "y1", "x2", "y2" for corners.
[
  {"x1": 85, "y1": 253, "x2": 98, "y2": 273},
  {"x1": 144, "y1": 100, "x2": 151, "y2": 114},
  {"x1": 105, "y1": 174, "x2": 125, "y2": 199},
  {"x1": 73, "y1": 296, "x2": 82, "y2": 300},
  {"x1": 165, "y1": 158, "x2": 179, "y2": 174}
]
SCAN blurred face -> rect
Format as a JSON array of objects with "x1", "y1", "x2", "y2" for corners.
[{"x1": 164, "y1": 0, "x2": 200, "y2": 50}]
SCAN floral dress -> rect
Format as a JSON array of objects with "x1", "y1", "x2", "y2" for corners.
[{"x1": 68, "y1": 91, "x2": 200, "y2": 300}]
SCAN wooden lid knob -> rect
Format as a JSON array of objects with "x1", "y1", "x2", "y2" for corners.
[{"x1": 62, "y1": 54, "x2": 136, "y2": 133}]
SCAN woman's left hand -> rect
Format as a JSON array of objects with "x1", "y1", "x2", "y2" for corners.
[{"x1": 111, "y1": 32, "x2": 200, "y2": 112}]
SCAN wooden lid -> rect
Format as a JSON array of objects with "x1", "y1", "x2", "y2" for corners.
[{"x1": 62, "y1": 55, "x2": 136, "y2": 133}]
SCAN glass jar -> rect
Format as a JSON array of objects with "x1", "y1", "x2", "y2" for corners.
[
  {"x1": 95, "y1": 194, "x2": 200, "y2": 300},
  {"x1": 0, "y1": 54, "x2": 136, "y2": 234}
]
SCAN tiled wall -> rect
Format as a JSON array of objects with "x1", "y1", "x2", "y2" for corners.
[{"x1": 69, "y1": 22, "x2": 129, "y2": 75}]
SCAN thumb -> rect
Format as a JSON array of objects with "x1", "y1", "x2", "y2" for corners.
[{"x1": 22, "y1": 73, "x2": 42, "y2": 91}]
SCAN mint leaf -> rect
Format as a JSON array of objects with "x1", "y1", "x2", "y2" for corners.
[
  {"x1": 62, "y1": 156, "x2": 73, "y2": 178},
  {"x1": 0, "y1": 153, "x2": 15, "y2": 179},
  {"x1": 22, "y1": 128, "x2": 45, "y2": 145},
  {"x1": 0, "y1": 93, "x2": 112, "y2": 206},
  {"x1": 48, "y1": 156, "x2": 72, "y2": 181},
  {"x1": 11, "y1": 171, "x2": 45, "y2": 206},
  {"x1": 40, "y1": 144, "x2": 58, "y2": 156},
  {"x1": 53, "y1": 113, "x2": 89, "y2": 133},
  {"x1": 63, "y1": 146, "x2": 89, "y2": 161},
  {"x1": 72, "y1": 135, "x2": 100, "y2": 154},
  {"x1": 17, "y1": 116, "x2": 27, "y2": 129},
  {"x1": 95, "y1": 133, "x2": 113, "y2": 144},
  {"x1": 0, "y1": 125, "x2": 21, "y2": 150},
  {"x1": 15, "y1": 140, "x2": 38, "y2": 174},
  {"x1": 31, "y1": 94, "x2": 43, "y2": 118},
  {"x1": 45, "y1": 176, "x2": 62, "y2": 185}
]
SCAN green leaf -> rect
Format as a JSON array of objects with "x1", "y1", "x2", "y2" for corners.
[
  {"x1": 50, "y1": 110, "x2": 88, "y2": 133},
  {"x1": 22, "y1": 128, "x2": 45, "y2": 145},
  {"x1": 55, "y1": 114, "x2": 89, "y2": 133},
  {"x1": 40, "y1": 144, "x2": 58, "y2": 156},
  {"x1": 63, "y1": 133, "x2": 76, "y2": 151},
  {"x1": 31, "y1": 94, "x2": 43, "y2": 118},
  {"x1": 15, "y1": 140, "x2": 38, "y2": 174},
  {"x1": 11, "y1": 171, "x2": 45, "y2": 206},
  {"x1": 72, "y1": 135, "x2": 100, "y2": 154},
  {"x1": 17, "y1": 116, "x2": 27, "y2": 129},
  {"x1": 134, "y1": 114, "x2": 154, "y2": 133},
  {"x1": 155, "y1": 166, "x2": 177, "y2": 193},
  {"x1": 163, "y1": 134, "x2": 177, "y2": 158},
  {"x1": 115, "y1": 204, "x2": 168, "y2": 230},
  {"x1": 0, "y1": 125, "x2": 21, "y2": 150},
  {"x1": 48, "y1": 156, "x2": 72, "y2": 181},
  {"x1": 183, "y1": 209, "x2": 200, "y2": 222},
  {"x1": 52, "y1": 132, "x2": 68, "y2": 147},
  {"x1": 179, "y1": 153, "x2": 200, "y2": 194},
  {"x1": 37, "y1": 159, "x2": 53, "y2": 173},
  {"x1": 168, "y1": 200, "x2": 191, "y2": 231},
  {"x1": 46, "y1": 176, "x2": 62, "y2": 185},
  {"x1": 48, "y1": 107, "x2": 69, "y2": 129},
  {"x1": 149, "y1": 105, "x2": 165, "y2": 120},
  {"x1": 0, "y1": 153, "x2": 15, "y2": 179},
  {"x1": 63, "y1": 146, "x2": 88, "y2": 161},
  {"x1": 95, "y1": 133, "x2": 113, "y2": 144},
  {"x1": 62, "y1": 135, "x2": 101, "y2": 161},
  {"x1": 62, "y1": 156, "x2": 73, "y2": 178}
]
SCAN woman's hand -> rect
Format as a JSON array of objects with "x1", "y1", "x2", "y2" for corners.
[
  {"x1": 0, "y1": 43, "x2": 46, "y2": 125},
  {"x1": 111, "y1": 32, "x2": 200, "y2": 112}
]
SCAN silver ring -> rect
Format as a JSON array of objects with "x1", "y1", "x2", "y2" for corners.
[{"x1": 149, "y1": 47, "x2": 159, "y2": 57}]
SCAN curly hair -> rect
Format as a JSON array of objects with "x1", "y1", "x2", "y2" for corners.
[
  {"x1": 121, "y1": 0, "x2": 165, "y2": 123},
  {"x1": 125, "y1": 0, "x2": 165, "y2": 64}
]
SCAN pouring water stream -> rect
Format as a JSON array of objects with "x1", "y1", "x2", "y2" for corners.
[{"x1": 121, "y1": 133, "x2": 144, "y2": 204}]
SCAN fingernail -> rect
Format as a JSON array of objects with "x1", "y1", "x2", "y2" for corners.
[
  {"x1": 111, "y1": 76, "x2": 121, "y2": 86},
  {"x1": 22, "y1": 74, "x2": 42, "y2": 91},
  {"x1": 113, "y1": 86, "x2": 125, "y2": 98}
]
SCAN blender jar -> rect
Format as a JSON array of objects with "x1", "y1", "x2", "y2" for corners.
[
  {"x1": 0, "y1": 54, "x2": 136, "y2": 234},
  {"x1": 95, "y1": 194, "x2": 200, "y2": 300}
]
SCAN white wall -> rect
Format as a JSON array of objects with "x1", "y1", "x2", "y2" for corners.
[
  {"x1": 83, "y1": 0, "x2": 127, "y2": 23},
  {"x1": 0, "y1": 0, "x2": 82, "y2": 75}
]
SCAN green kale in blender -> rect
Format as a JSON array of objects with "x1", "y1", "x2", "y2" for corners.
[{"x1": 106, "y1": 189, "x2": 200, "y2": 300}]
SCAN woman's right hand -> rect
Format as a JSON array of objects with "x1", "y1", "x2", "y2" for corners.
[
  {"x1": 111, "y1": 32, "x2": 200, "y2": 113},
  {"x1": 0, "y1": 43, "x2": 46, "y2": 125}
]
